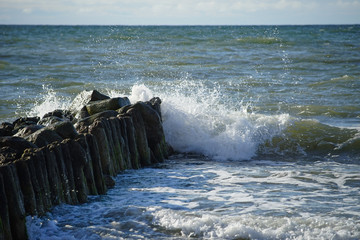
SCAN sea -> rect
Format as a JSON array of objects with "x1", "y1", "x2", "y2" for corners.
[{"x1": 1, "y1": 25, "x2": 360, "y2": 239}]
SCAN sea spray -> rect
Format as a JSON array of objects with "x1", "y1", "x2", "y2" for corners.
[
  {"x1": 24, "y1": 85, "x2": 71, "y2": 119},
  {"x1": 123, "y1": 82, "x2": 293, "y2": 160}
]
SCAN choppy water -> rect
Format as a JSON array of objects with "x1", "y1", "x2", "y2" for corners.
[{"x1": 1, "y1": 25, "x2": 360, "y2": 239}]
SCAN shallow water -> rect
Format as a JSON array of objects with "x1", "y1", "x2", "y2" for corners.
[{"x1": 27, "y1": 155, "x2": 360, "y2": 240}]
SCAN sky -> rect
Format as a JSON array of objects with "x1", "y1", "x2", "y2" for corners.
[{"x1": 0, "y1": 0, "x2": 359, "y2": 25}]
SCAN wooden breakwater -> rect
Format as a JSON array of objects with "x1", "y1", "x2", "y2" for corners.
[{"x1": 0, "y1": 90, "x2": 171, "y2": 240}]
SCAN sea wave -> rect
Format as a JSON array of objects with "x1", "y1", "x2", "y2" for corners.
[
  {"x1": 127, "y1": 83, "x2": 360, "y2": 161},
  {"x1": 258, "y1": 119, "x2": 360, "y2": 159},
  {"x1": 20, "y1": 82, "x2": 360, "y2": 162}
]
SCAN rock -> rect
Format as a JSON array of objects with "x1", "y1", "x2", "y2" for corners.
[
  {"x1": 42, "y1": 146, "x2": 64, "y2": 205},
  {"x1": 88, "y1": 120, "x2": 114, "y2": 176},
  {"x1": 0, "y1": 172, "x2": 12, "y2": 240},
  {"x1": 0, "y1": 136, "x2": 38, "y2": 162},
  {"x1": 105, "y1": 117, "x2": 122, "y2": 173},
  {"x1": 69, "y1": 90, "x2": 110, "y2": 113},
  {"x1": 38, "y1": 116, "x2": 63, "y2": 126},
  {"x1": 12, "y1": 117, "x2": 40, "y2": 134},
  {"x1": 123, "y1": 116, "x2": 140, "y2": 169},
  {"x1": 0, "y1": 163, "x2": 28, "y2": 240},
  {"x1": 0, "y1": 147, "x2": 18, "y2": 164},
  {"x1": 49, "y1": 143, "x2": 74, "y2": 205},
  {"x1": 68, "y1": 139, "x2": 88, "y2": 203},
  {"x1": 0, "y1": 129, "x2": 11, "y2": 137},
  {"x1": 42, "y1": 109, "x2": 73, "y2": 120},
  {"x1": 39, "y1": 109, "x2": 74, "y2": 126},
  {"x1": 19, "y1": 121, "x2": 77, "y2": 148},
  {"x1": 14, "y1": 125, "x2": 44, "y2": 138},
  {"x1": 119, "y1": 101, "x2": 167, "y2": 162},
  {"x1": 84, "y1": 134, "x2": 107, "y2": 195},
  {"x1": 20, "y1": 150, "x2": 46, "y2": 216},
  {"x1": 148, "y1": 97, "x2": 162, "y2": 121},
  {"x1": 15, "y1": 159, "x2": 37, "y2": 216},
  {"x1": 77, "y1": 106, "x2": 90, "y2": 120},
  {"x1": 48, "y1": 121, "x2": 78, "y2": 140},
  {"x1": 86, "y1": 97, "x2": 130, "y2": 115},
  {"x1": 125, "y1": 108, "x2": 151, "y2": 166},
  {"x1": 134, "y1": 102, "x2": 164, "y2": 144},
  {"x1": 26, "y1": 128, "x2": 63, "y2": 147},
  {"x1": 118, "y1": 117, "x2": 132, "y2": 169},
  {"x1": 20, "y1": 149, "x2": 53, "y2": 214},
  {"x1": 76, "y1": 135, "x2": 98, "y2": 195},
  {"x1": 57, "y1": 143, "x2": 78, "y2": 204},
  {"x1": 0, "y1": 122, "x2": 14, "y2": 137},
  {"x1": 75, "y1": 110, "x2": 119, "y2": 133}
]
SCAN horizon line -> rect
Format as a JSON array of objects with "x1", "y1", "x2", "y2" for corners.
[{"x1": 1, "y1": 23, "x2": 359, "y2": 27}]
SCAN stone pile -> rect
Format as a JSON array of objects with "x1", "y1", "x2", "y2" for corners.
[{"x1": 0, "y1": 90, "x2": 171, "y2": 240}]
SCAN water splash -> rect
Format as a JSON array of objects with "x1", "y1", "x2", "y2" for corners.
[
  {"x1": 128, "y1": 82, "x2": 292, "y2": 160},
  {"x1": 26, "y1": 85, "x2": 71, "y2": 119}
]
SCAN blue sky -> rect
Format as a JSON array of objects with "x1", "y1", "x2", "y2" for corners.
[{"x1": 1, "y1": 0, "x2": 359, "y2": 25}]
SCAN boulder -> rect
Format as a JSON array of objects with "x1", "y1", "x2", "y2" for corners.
[
  {"x1": 38, "y1": 116, "x2": 63, "y2": 126},
  {"x1": 0, "y1": 136, "x2": 38, "y2": 162},
  {"x1": 0, "y1": 147, "x2": 18, "y2": 164},
  {"x1": 86, "y1": 97, "x2": 130, "y2": 115},
  {"x1": 69, "y1": 90, "x2": 110, "y2": 113},
  {"x1": 124, "y1": 108, "x2": 151, "y2": 166},
  {"x1": 75, "y1": 110, "x2": 119, "y2": 133},
  {"x1": 26, "y1": 129, "x2": 63, "y2": 147},
  {"x1": 119, "y1": 100, "x2": 169, "y2": 162},
  {"x1": 14, "y1": 125, "x2": 44, "y2": 138},
  {"x1": 119, "y1": 101, "x2": 164, "y2": 146},
  {"x1": 48, "y1": 121, "x2": 78, "y2": 140},
  {"x1": 42, "y1": 109, "x2": 73, "y2": 120},
  {"x1": 148, "y1": 97, "x2": 162, "y2": 121},
  {"x1": 0, "y1": 122, "x2": 14, "y2": 137},
  {"x1": 12, "y1": 117, "x2": 40, "y2": 134},
  {"x1": 77, "y1": 106, "x2": 90, "y2": 120},
  {"x1": 39, "y1": 109, "x2": 74, "y2": 126}
]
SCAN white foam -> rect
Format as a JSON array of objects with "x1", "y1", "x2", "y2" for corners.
[
  {"x1": 151, "y1": 208, "x2": 360, "y2": 240},
  {"x1": 26, "y1": 215, "x2": 77, "y2": 240},
  {"x1": 127, "y1": 82, "x2": 292, "y2": 160},
  {"x1": 26, "y1": 85, "x2": 71, "y2": 119}
]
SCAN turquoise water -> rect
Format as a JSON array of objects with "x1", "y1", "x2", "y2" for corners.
[{"x1": 1, "y1": 25, "x2": 360, "y2": 239}]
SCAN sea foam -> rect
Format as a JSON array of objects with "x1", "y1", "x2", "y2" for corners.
[{"x1": 127, "y1": 82, "x2": 292, "y2": 160}]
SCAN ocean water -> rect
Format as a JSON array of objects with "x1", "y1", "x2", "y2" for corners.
[{"x1": 1, "y1": 25, "x2": 360, "y2": 239}]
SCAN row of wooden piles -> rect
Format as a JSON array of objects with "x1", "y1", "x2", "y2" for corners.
[{"x1": 0, "y1": 91, "x2": 171, "y2": 240}]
